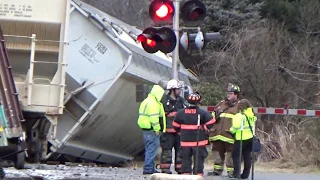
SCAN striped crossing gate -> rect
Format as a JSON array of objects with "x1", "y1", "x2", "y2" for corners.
[{"x1": 200, "y1": 106, "x2": 320, "y2": 117}]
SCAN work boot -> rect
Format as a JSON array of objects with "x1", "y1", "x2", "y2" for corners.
[
  {"x1": 240, "y1": 174, "x2": 249, "y2": 180},
  {"x1": 228, "y1": 172, "x2": 241, "y2": 179},
  {"x1": 143, "y1": 169, "x2": 160, "y2": 175},
  {"x1": 0, "y1": 167, "x2": 5, "y2": 179},
  {"x1": 161, "y1": 169, "x2": 172, "y2": 174},
  {"x1": 207, "y1": 170, "x2": 222, "y2": 176}
]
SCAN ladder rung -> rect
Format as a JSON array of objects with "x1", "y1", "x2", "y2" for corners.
[
  {"x1": 31, "y1": 83, "x2": 66, "y2": 87},
  {"x1": 28, "y1": 104, "x2": 62, "y2": 108},
  {"x1": 32, "y1": 61, "x2": 66, "y2": 65}
]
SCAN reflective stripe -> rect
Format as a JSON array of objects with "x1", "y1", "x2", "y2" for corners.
[
  {"x1": 151, "y1": 122, "x2": 159, "y2": 126},
  {"x1": 181, "y1": 124, "x2": 199, "y2": 130},
  {"x1": 214, "y1": 165, "x2": 223, "y2": 170},
  {"x1": 226, "y1": 167, "x2": 234, "y2": 172},
  {"x1": 231, "y1": 127, "x2": 240, "y2": 131},
  {"x1": 205, "y1": 118, "x2": 216, "y2": 125},
  {"x1": 233, "y1": 126, "x2": 250, "y2": 130},
  {"x1": 172, "y1": 121, "x2": 181, "y2": 127},
  {"x1": 166, "y1": 128, "x2": 176, "y2": 133},
  {"x1": 203, "y1": 125, "x2": 208, "y2": 131},
  {"x1": 220, "y1": 113, "x2": 235, "y2": 119},
  {"x1": 181, "y1": 140, "x2": 208, "y2": 147},
  {"x1": 139, "y1": 103, "x2": 160, "y2": 117},
  {"x1": 142, "y1": 103, "x2": 148, "y2": 114},
  {"x1": 175, "y1": 164, "x2": 182, "y2": 168},
  {"x1": 0, "y1": 126, "x2": 3, "y2": 132},
  {"x1": 167, "y1": 112, "x2": 177, "y2": 117},
  {"x1": 160, "y1": 164, "x2": 171, "y2": 169},
  {"x1": 209, "y1": 135, "x2": 234, "y2": 144}
]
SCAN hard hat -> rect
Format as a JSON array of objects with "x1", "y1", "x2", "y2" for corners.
[
  {"x1": 166, "y1": 79, "x2": 183, "y2": 90},
  {"x1": 226, "y1": 83, "x2": 240, "y2": 93},
  {"x1": 187, "y1": 91, "x2": 201, "y2": 105}
]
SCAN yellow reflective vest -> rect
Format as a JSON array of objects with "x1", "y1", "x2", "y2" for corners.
[
  {"x1": 137, "y1": 85, "x2": 166, "y2": 132},
  {"x1": 230, "y1": 107, "x2": 257, "y2": 140}
]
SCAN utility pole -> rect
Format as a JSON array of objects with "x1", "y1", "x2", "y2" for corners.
[{"x1": 172, "y1": 0, "x2": 181, "y2": 80}]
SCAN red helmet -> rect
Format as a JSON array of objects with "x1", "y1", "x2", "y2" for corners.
[{"x1": 187, "y1": 91, "x2": 201, "y2": 105}]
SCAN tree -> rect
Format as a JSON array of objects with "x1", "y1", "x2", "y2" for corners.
[{"x1": 199, "y1": 20, "x2": 319, "y2": 109}]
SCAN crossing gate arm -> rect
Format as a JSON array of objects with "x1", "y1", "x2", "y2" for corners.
[{"x1": 200, "y1": 106, "x2": 320, "y2": 117}]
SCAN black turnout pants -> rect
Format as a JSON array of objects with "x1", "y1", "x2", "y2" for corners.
[
  {"x1": 179, "y1": 146, "x2": 208, "y2": 175},
  {"x1": 160, "y1": 133, "x2": 182, "y2": 172},
  {"x1": 232, "y1": 138, "x2": 253, "y2": 179}
]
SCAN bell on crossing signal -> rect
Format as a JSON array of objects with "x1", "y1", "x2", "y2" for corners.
[
  {"x1": 180, "y1": 0, "x2": 206, "y2": 26},
  {"x1": 137, "y1": 27, "x2": 177, "y2": 54},
  {"x1": 180, "y1": 31, "x2": 190, "y2": 51},
  {"x1": 149, "y1": 0, "x2": 175, "y2": 24}
]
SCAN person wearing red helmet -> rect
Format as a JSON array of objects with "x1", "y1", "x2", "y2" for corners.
[{"x1": 173, "y1": 92, "x2": 216, "y2": 176}]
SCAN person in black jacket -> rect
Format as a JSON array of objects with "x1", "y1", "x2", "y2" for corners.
[
  {"x1": 173, "y1": 92, "x2": 216, "y2": 176},
  {"x1": 159, "y1": 79, "x2": 185, "y2": 174}
]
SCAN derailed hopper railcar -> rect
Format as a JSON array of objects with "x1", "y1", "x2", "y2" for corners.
[{"x1": 49, "y1": 0, "x2": 197, "y2": 165}]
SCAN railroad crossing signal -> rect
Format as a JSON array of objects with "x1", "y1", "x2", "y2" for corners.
[
  {"x1": 149, "y1": 0, "x2": 175, "y2": 24},
  {"x1": 137, "y1": 27, "x2": 177, "y2": 54},
  {"x1": 138, "y1": 0, "x2": 212, "y2": 55}
]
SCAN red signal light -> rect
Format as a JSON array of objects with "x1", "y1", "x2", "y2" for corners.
[
  {"x1": 137, "y1": 35, "x2": 147, "y2": 43},
  {"x1": 146, "y1": 39, "x2": 157, "y2": 47},
  {"x1": 189, "y1": 8, "x2": 203, "y2": 20},
  {"x1": 137, "y1": 34, "x2": 157, "y2": 48},
  {"x1": 137, "y1": 27, "x2": 176, "y2": 54},
  {"x1": 180, "y1": 0, "x2": 206, "y2": 26},
  {"x1": 156, "y1": 4, "x2": 169, "y2": 18},
  {"x1": 149, "y1": 0, "x2": 175, "y2": 24}
]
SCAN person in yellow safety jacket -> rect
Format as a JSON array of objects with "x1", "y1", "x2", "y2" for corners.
[
  {"x1": 207, "y1": 83, "x2": 241, "y2": 177},
  {"x1": 229, "y1": 99, "x2": 257, "y2": 179},
  {"x1": 137, "y1": 85, "x2": 166, "y2": 175}
]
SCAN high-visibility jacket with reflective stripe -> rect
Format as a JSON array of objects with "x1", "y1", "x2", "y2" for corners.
[
  {"x1": 173, "y1": 107, "x2": 215, "y2": 147},
  {"x1": 137, "y1": 85, "x2": 166, "y2": 132},
  {"x1": 230, "y1": 107, "x2": 257, "y2": 140},
  {"x1": 209, "y1": 100, "x2": 238, "y2": 144}
]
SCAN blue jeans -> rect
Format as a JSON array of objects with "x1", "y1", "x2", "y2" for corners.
[{"x1": 143, "y1": 131, "x2": 160, "y2": 173}]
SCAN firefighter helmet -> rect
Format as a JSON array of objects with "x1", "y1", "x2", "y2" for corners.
[
  {"x1": 166, "y1": 79, "x2": 183, "y2": 90},
  {"x1": 187, "y1": 91, "x2": 201, "y2": 105},
  {"x1": 226, "y1": 83, "x2": 240, "y2": 93}
]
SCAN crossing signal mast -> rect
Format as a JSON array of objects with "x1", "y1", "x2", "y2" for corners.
[{"x1": 137, "y1": 0, "x2": 220, "y2": 80}]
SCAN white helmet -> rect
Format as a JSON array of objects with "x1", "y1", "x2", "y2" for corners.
[{"x1": 166, "y1": 79, "x2": 183, "y2": 90}]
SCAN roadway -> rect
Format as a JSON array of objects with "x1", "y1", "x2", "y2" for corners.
[{"x1": 2, "y1": 164, "x2": 320, "y2": 180}]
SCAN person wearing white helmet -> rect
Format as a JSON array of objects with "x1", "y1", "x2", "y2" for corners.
[{"x1": 158, "y1": 79, "x2": 186, "y2": 174}]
